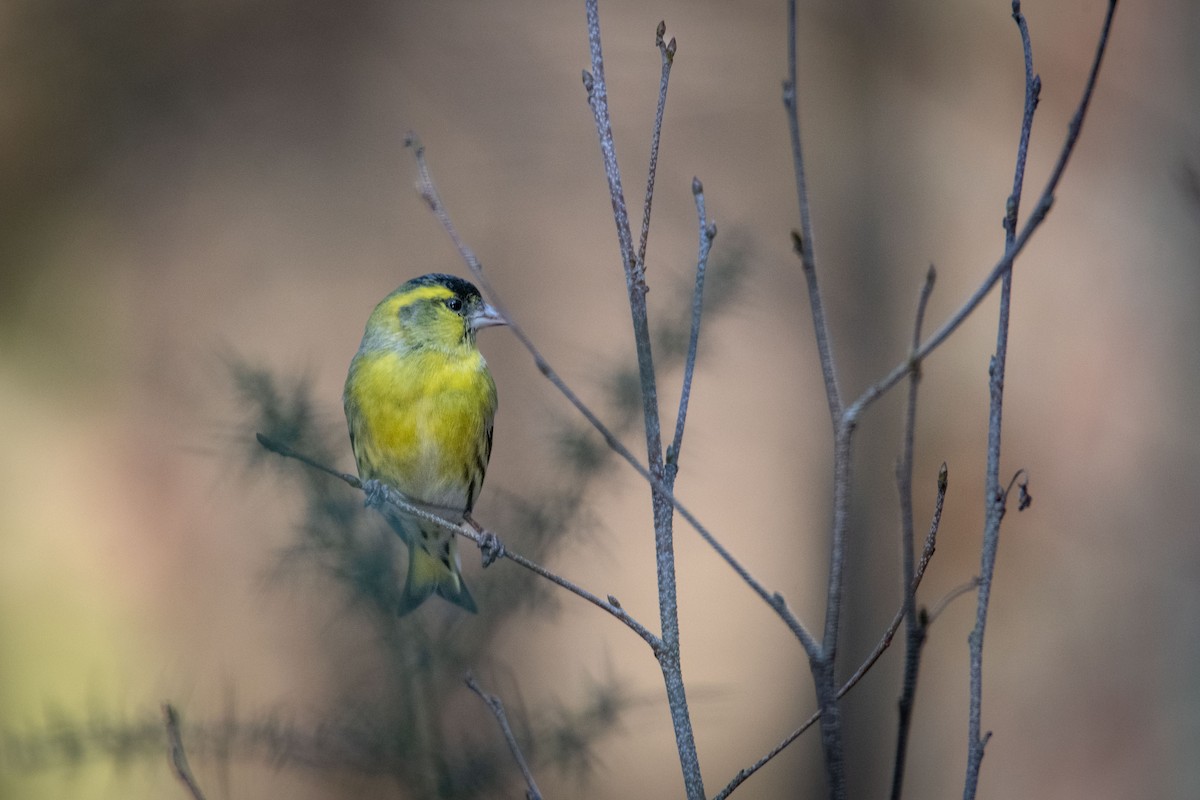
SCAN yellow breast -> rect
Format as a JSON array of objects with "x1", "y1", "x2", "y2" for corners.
[{"x1": 345, "y1": 347, "x2": 497, "y2": 512}]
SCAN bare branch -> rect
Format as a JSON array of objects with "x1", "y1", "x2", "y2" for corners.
[
  {"x1": 715, "y1": 465, "x2": 949, "y2": 800},
  {"x1": 785, "y1": 0, "x2": 842, "y2": 425},
  {"x1": 810, "y1": 419, "x2": 852, "y2": 798},
  {"x1": 256, "y1": 432, "x2": 360, "y2": 486},
  {"x1": 465, "y1": 674, "x2": 542, "y2": 800},
  {"x1": 405, "y1": 135, "x2": 819, "y2": 660},
  {"x1": 966, "y1": 0, "x2": 1035, "y2": 789},
  {"x1": 783, "y1": 0, "x2": 858, "y2": 789},
  {"x1": 925, "y1": 578, "x2": 981, "y2": 625},
  {"x1": 844, "y1": 0, "x2": 1119, "y2": 427},
  {"x1": 580, "y1": 21, "x2": 636, "y2": 280},
  {"x1": 960, "y1": 2, "x2": 1126, "y2": 794},
  {"x1": 666, "y1": 178, "x2": 717, "y2": 475},
  {"x1": 635, "y1": 20, "x2": 676, "y2": 275},
  {"x1": 1003, "y1": 4, "x2": 1041, "y2": 245},
  {"x1": 162, "y1": 704, "x2": 206, "y2": 800},
  {"x1": 583, "y1": 5, "x2": 703, "y2": 797},
  {"x1": 407, "y1": 132, "x2": 486, "y2": 281},
  {"x1": 890, "y1": 266, "x2": 938, "y2": 800},
  {"x1": 256, "y1": 434, "x2": 663, "y2": 652}
]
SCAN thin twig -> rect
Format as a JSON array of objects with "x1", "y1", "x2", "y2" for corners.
[
  {"x1": 162, "y1": 704, "x2": 207, "y2": 800},
  {"x1": 256, "y1": 434, "x2": 662, "y2": 652},
  {"x1": 844, "y1": 0, "x2": 1119, "y2": 427},
  {"x1": 890, "y1": 266, "x2": 938, "y2": 800},
  {"x1": 1004, "y1": 5, "x2": 1040, "y2": 247},
  {"x1": 963, "y1": 1, "x2": 1043, "y2": 794},
  {"x1": 465, "y1": 674, "x2": 543, "y2": 800},
  {"x1": 405, "y1": 136, "x2": 820, "y2": 660},
  {"x1": 926, "y1": 578, "x2": 981, "y2": 625},
  {"x1": 583, "y1": 6, "x2": 702, "y2": 798},
  {"x1": 785, "y1": 0, "x2": 842, "y2": 425},
  {"x1": 256, "y1": 433, "x2": 362, "y2": 487},
  {"x1": 666, "y1": 178, "x2": 716, "y2": 476},
  {"x1": 635, "y1": 21, "x2": 676, "y2": 276},
  {"x1": 784, "y1": 1, "x2": 852, "y2": 790},
  {"x1": 714, "y1": 465, "x2": 949, "y2": 800}
]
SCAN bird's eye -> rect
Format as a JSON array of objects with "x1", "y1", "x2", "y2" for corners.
[{"x1": 445, "y1": 297, "x2": 464, "y2": 312}]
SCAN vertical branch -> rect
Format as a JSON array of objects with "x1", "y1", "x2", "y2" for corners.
[
  {"x1": 636, "y1": 22, "x2": 676, "y2": 275},
  {"x1": 406, "y1": 140, "x2": 818, "y2": 658},
  {"x1": 582, "y1": 5, "x2": 703, "y2": 798},
  {"x1": 784, "y1": 0, "x2": 850, "y2": 794},
  {"x1": 785, "y1": 0, "x2": 842, "y2": 425},
  {"x1": 843, "y1": 2, "x2": 1116, "y2": 427},
  {"x1": 715, "y1": 465, "x2": 949, "y2": 800},
  {"x1": 964, "y1": 3, "x2": 1041, "y2": 796},
  {"x1": 890, "y1": 266, "x2": 937, "y2": 800},
  {"x1": 963, "y1": 3, "x2": 1037, "y2": 794},
  {"x1": 582, "y1": 5, "x2": 636, "y2": 277},
  {"x1": 665, "y1": 178, "x2": 716, "y2": 478},
  {"x1": 813, "y1": 422, "x2": 851, "y2": 800}
]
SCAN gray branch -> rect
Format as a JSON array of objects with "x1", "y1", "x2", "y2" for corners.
[
  {"x1": 255, "y1": 433, "x2": 663, "y2": 651},
  {"x1": 583, "y1": 5, "x2": 701, "y2": 797},
  {"x1": 162, "y1": 703, "x2": 207, "y2": 800},
  {"x1": 465, "y1": 674, "x2": 543, "y2": 800}
]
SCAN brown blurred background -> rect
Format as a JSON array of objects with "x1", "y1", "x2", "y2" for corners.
[{"x1": 2, "y1": 0, "x2": 1198, "y2": 798}]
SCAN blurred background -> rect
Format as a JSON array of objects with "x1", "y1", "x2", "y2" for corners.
[{"x1": 2, "y1": 0, "x2": 1197, "y2": 798}]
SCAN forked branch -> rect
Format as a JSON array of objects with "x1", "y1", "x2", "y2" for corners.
[{"x1": 255, "y1": 434, "x2": 662, "y2": 651}]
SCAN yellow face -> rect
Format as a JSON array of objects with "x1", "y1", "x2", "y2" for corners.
[{"x1": 362, "y1": 274, "x2": 504, "y2": 354}]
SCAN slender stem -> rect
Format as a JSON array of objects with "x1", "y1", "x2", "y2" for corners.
[
  {"x1": 405, "y1": 136, "x2": 819, "y2": 660},
  {"x1": 965, "y1": 3, "x2": 1116, "y2": 795},
  {"x1": 1006, "y1": 9, "x2": 1040, "y2": 244},
  {"x1": 465, "y1": 674, "x2": 542, "y2": 800},
  {"x1": 963, "y1": 312, "x2": 1009, "y2": 797},
  {"x1": 256, "y1": 434, "x2": 663, "y2": 651},
  {"x1": 844, "y1": 0, "x2": 1118, "y2": 427},
  {"x1": 714, "y1": 466, "x2": 948, "y2": 800},
  {"x1": 636, "y1": 22, "x2": 676, "y2": 277},
  {"x1": 962, "y1": 3, "x2": 1046, "y2": 795},
  {"x1": 162, "y1": 704, "x2": 207, "y2": 800},
  {"x1": 890, "y1": 266, "x2": 937, "y2": 800},
  {"x1": 785, "y1": 0, "x2": 842, "y2": 426},
  {"x1": 784, "y1": 1, "x2": 853, "y2": 792},
  {"x1": 927, "y1": 578, "x2": 981, "y2": 624},
  {"x1": 666, "y1": 178, "x2": 716, "y2": 477},
  {"x1": 583, "y1": 5, "x2": 702, "y2": 796}
]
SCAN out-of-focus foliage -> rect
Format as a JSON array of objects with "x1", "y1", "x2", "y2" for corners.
[
  {"x1": 1, "y1": 358, "x2": 638, "y2": 798},
  {"x1": 0, "y1": 236, "x2": 746, "y2": 798}
]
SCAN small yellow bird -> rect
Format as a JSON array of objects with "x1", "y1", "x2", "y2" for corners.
[{"x1": 344, "y1": 273, "x2": 504, "y2": 614}]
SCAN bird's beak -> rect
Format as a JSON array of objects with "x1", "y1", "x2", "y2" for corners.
[{"x1": 469, "y1": 302, "x2": 507, "y2": 331}]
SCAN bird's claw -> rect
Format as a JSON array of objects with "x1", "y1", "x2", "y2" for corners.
[
  {"x1": 362, "y1": 478, "x2": 389, "y2": 510},
  {"x1": 480, "y1": 531, "x2": 505, "y2": 567}
]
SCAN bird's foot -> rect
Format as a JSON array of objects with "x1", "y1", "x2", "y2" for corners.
[
  {"x1": 362, "y1": 478, "x2": 390, "y2": 510},
  {"x1": 479, "y1": 532, "x2": 505, "y2": 567},
  {"x1": 466, "y1": 514, "x2": 505, "y2": 568}
]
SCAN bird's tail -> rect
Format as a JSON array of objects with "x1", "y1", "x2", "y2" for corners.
[{"x1": 397, "y1": 535, "x2": 477, "y2": 615}]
